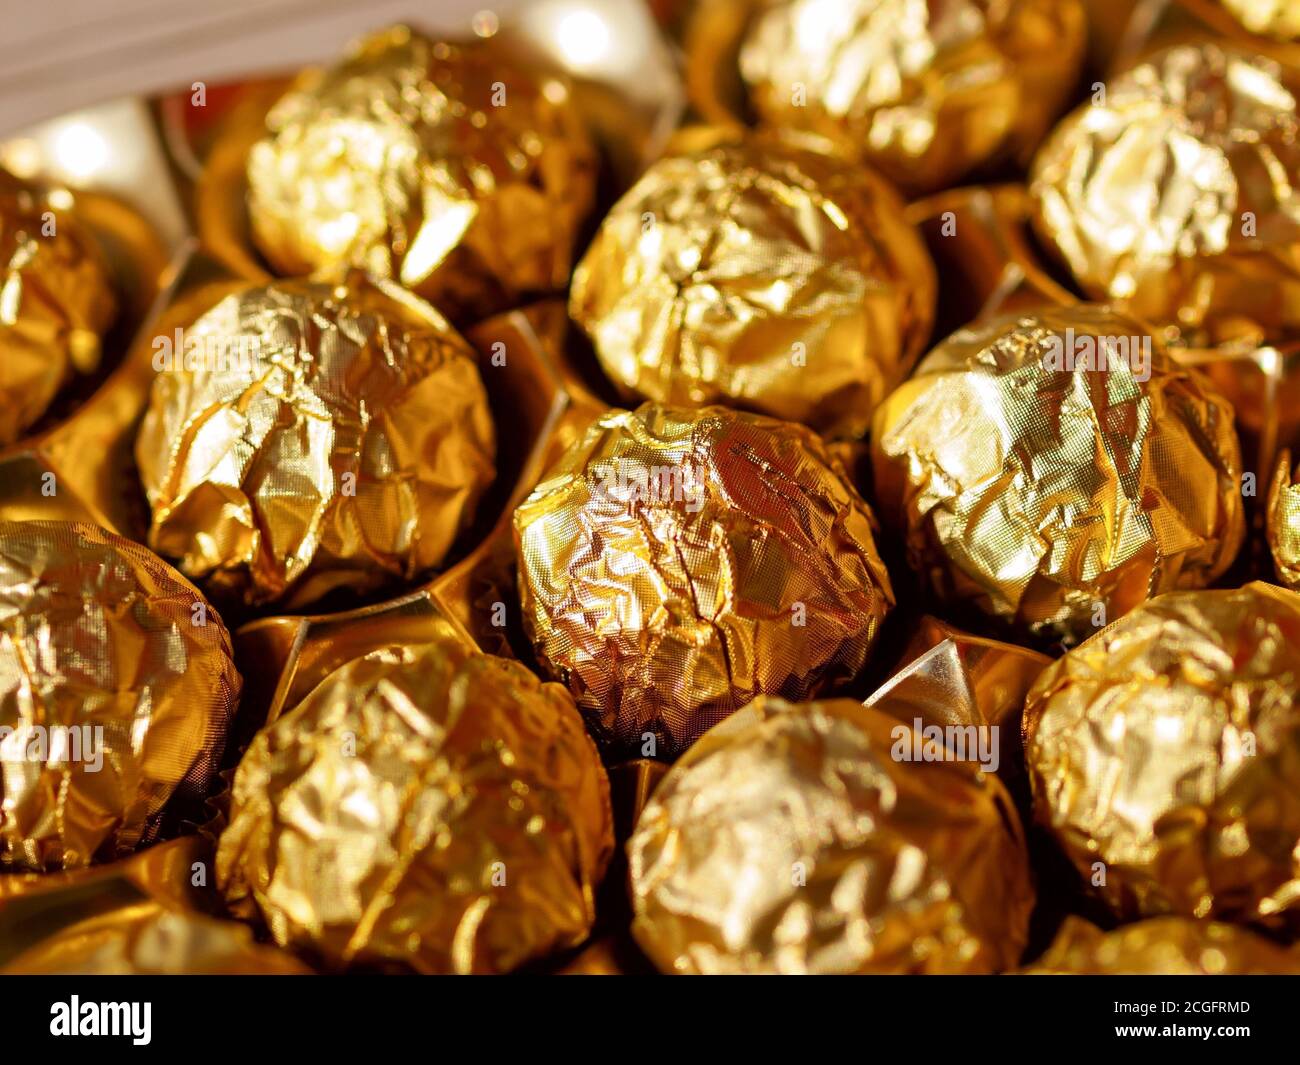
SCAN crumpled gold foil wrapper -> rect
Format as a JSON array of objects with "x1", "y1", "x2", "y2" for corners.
[
  {"x1": 569, "y1": 134, "x2": 935, "y2": 439},
  {"x1": 738, "y1": 0, "x2": 1086, "y2": 196},
  {"x1": 1024, "y1": 582, "x2": 1300, "y2": 931},
  {"x1": 1031, "y1": 42, "x2": 1300, "y2": 346},
  {"x1": 872, "y1": 306, "x2": 1246, "y2": 646},
  {"x1": 513, "y1": 402, "x2": 895, "y2": 760},
  {"x1": 1021, "y1": 915, "x2": 1300, "y2": 975},
  {"x1": 0, "y1": 168, "x2": 117, "y2": 446},
  {"x1": 1268, "y1": 449, "x2": 1300, "y2": 590},
  {"x1": 628, "y1": 696, "x2": 1034, "y2": 974},
  {"x1": 1219, "y1": 0, "x2": 1300, "y2": 40},
  {"x1": 246, "y1": 25, "x2": 596, "y2": 323},
  {"x1": 216, "y1": 622, "x2": 614, "y2": 974},
  {"x1": 0, "y1": 521, "x2": 239, "y2": 871},
  {"x1": 136, "y1": 276, "x2": 495, "y2": 610},
  {"x1": 0, "y1": 901, "x2": 311, "y2": 975}
]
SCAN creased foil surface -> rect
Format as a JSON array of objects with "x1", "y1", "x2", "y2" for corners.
[
  {"x1": 136, "y1": 277, "x2": 495, "y2": 610},
  {"x1": 569, "y1": 135, "x2": 935, "y2": 439},
  {"x1": 1, "y1": 901, "x2": 311, "y2": 975},
  {"x1": 738, "y1": 0, "x2": 1086, "y2": 195},
  {"x1": 1020, "y1": 916, "x2": 1300, "y2": 975},
  {"x1": 872, "y1": 306, "x2": 1245, "y2": 646},
  {"x1": 513, "y1": 403, "x2": 895, "y2": 760},
  {"x1": 247, "y1": 25, "x2": 596, "y2": 322},
  {"x1": 1268, "y1": 450, "x2": 1300, "y2": 590},
  {"x1": 1031, "y1": 43, "x2": 1300, "y2": 345},
  {"x1": 1220, "y1": 0, "x2": 1300, "y2": 40},
  {"x1": 1024, "y1": 583, "x2": 1300, "y2": 930},
  {"x1": 628, "y1": 696, "x2": 1034, "y2": 974},
  {"x1": 0, "y1": 168, "x2": 117, "y2": 445},
  {"x1": 216, "y1": 623, "x2": 614, "y2": 974},
  {"x1": 0, "y1": 521, "x2": 239, "y2": 871}
]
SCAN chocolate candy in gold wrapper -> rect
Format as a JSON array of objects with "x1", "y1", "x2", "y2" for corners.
[
  {"x1": 1020, "y1": 916, "x2": 1300, "y2": 975},
  {"x1": 513, "y1": 402, "x2": 895, "y2": 760},
  {"x1": 738, "y1": 0, "x2": 1086, "y2": 196},
  {"x1": 0, "y1": 521, "x2": 239, "y2": 872},
  {"x1": 1025, "y1": 582, "x2": 1300, "y2": 931},
  {"x1": 569, "y1": 133, "x2": 935, "y2": 439},
  {"x1": 0, "y1": 168, "x2": 117, "y2": 446},
  {"x1": 1268, "y1": 449, "x2": 1300, "y2": 589},
  {"x1": 1218, "y1": 0, "x2": 1300, "y2": 40},
  {"x1": 135, "y1": 276, "x2": 495, "y2": 611},
  {"x1": 628, "y1": 697, "x2": 1034, "y2": 974},
  {"x1": 245, "y1": 25, "x2": 596, "y2": 323},
  {"x1": 1, "y1": 901, "x2": 311, "y2": 975},
  {"x1": 871, "y1": 306, "x2": 1246, "y2": 647},
  {"x1": 1031, "y1": 42, "x2": 1300, "y2": 347},
  {"x1": 216, "y1": 622, "x2": 613, "y2": 974}
]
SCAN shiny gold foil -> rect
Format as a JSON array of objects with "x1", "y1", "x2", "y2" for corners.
[
  {"x1": 1219, "y1": 0, "x2": 1300, "y2": 40},
  {"x1": 1269, "y1": 449, "x2": 1300, "y2": 589},
  {"x1": 0, "y1": 521, "x2": 239, "y2": 871},
  {"x1": 216, "y1": 622, "x2": 613, "y2": 974},
  {"x1": 513, "y1": 402, "x2": 895, "y2": 760},
  {"x1": 1031, "y1": 42, "x2": 1300, "y2": 346},
  {"x1": 1, "y1": 901, "x2": 311, "y2": 975},
  {"x1": 1024, "y1": 582, "x2": 1300, "y2": 930},
  {"x1": 569, "y1": 133, "x2": 935, "y2": 439},
  {"x1": 629, "y1": 696, "x2": 1034, "y2": 974},
  {"x1": 135, "y1": 276, "x2": 495, "y2": 610},
  {"x1": 0, "y1": 168, "x2": 117, "y2": 446},
  {"x1": 245, "y1": 25, "x2": 596, "y2": 323},
  {"x1": 1020, "y1": 916, "x2": 1300, "y2": 975},
  {"x1": 738, "y1": 0, "x2": 1086, "y2": 195},
  {"x1": 871, "y1": 306, "x2": 1245, "y2": 646}
]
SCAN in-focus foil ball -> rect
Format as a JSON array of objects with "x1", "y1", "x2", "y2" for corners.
[
  {"x1": 513, "y1": 403, "x2": 895, "y2": 760},
  {"x1": 1020, "y1": 916, "x2": 1300, "y2": 975},
  {"x1": 0, "y1": 521, "x2": 239, "y2": 871},
  {"x1": 1024, "y1": 583, "x2": 1300, "y2": 931},
  {"x1": 872, "y1": 306, "x2": 1245, "y2": 646},
  {"x1": 569, "y1": 134, "x2": 935, "y2": 439},
  {"x1": 216, "y1": 623, "x2": 613, "y2": 974},
  {"x1": 738, "y1": 0, "x2": 1086, "y2": 195},
  {"x1": 628, "y1": 697, "x2": 1034, "y2": 974},
  {"x1": 0, "y1": 168, "x2": 117, "y2": 445},
  {"x1": 246, "y1": 25, "x2": 596, "y2": 322},
  {"x1": 1268, "y1": 450, "x2": 1300, "y2": 590},
  {"x1": 1219, "y1": 0, "x2": 1300, "y2": 40},
  {"x1": 136, "y1": 277, "x2": 495, "y2": 610},
  {"x1": 1031, "y1": 43, "x2": 1300, "y2": 346}
]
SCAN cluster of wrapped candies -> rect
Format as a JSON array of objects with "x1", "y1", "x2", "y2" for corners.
[{"x1": 3, "y1": 0, "x2": 1300, "y2": 976}]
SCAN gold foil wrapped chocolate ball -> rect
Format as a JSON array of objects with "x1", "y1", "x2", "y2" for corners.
[
  {"x1": 1268, "y1": 449, "x2": 1300, "y2": 590},
  {"x1": 136, "y1": 277, "x2": 495, "y2": 610},
  {"x1": 1219, "y1": 0, "x2": 1300, "y2": 40},
  {"x1": 0, "y1": 168, "x2": 117, "y2": 446},
  {"x1": 1025, "y1": 583, "x2": 1300, "y2": 931},
  {"x1": 871, "y1": 306, "x2": 1245, "y2": 645},
  {"x1": 1031, "y1": 42, "x2": 1300, "y2": 345},
  {"x1": 738, "y1": 0, "x2": 1086, "y2": 195},
  {"x1": 216, "y1": 623, "x2": 613, "y2": 974},
  {"x1": 1, "y1": 902, "x2": 312, "y2": 975},
  {"x1": 1021, "y1": 916, "x2": 1300, "y2": 975},
  {"x1": 569, "y1": 134, "x2": 935, "y2": 439},
  {"x1": 628, "y1": 697, "x2": 1034, "y2": 974},
  {"x1": 513, "y1": 403, "x2": 895, "y2": 760},
  {"x1": 246, "y1": 25, "x2": 596, "y2": 322},
  {"x1": 0, "y1": 521, "x2": 239, "y2": 872}
]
